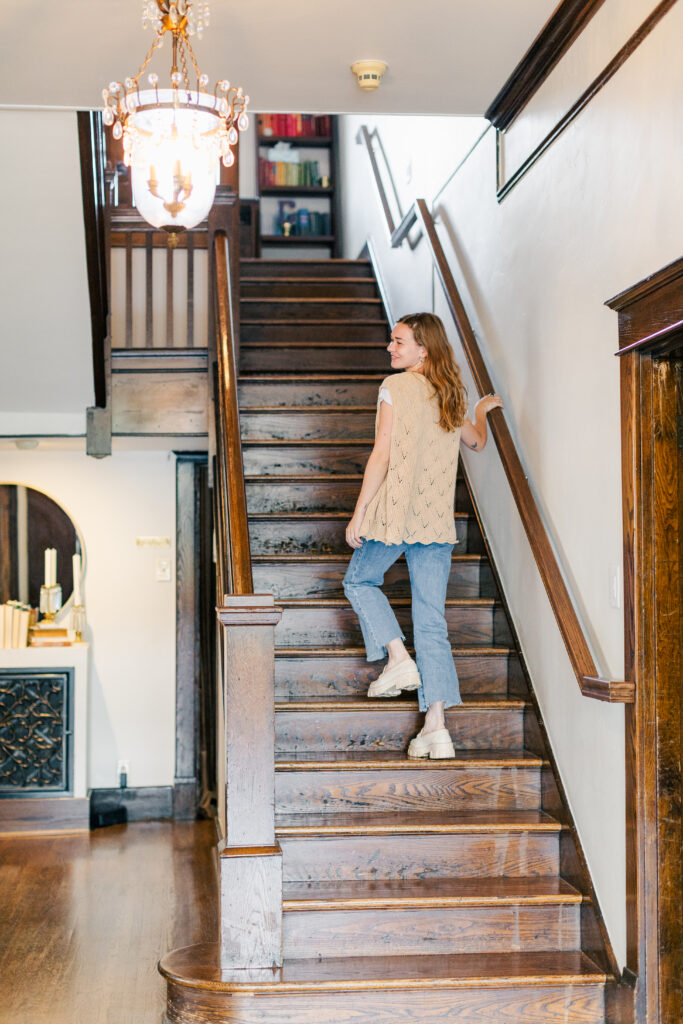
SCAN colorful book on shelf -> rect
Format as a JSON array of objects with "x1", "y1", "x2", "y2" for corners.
[{"x1": 257, "y1": 113, "x2": 332, "y2": 139}]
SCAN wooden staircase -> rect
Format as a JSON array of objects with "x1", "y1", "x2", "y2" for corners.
[{"x1": 161, "y1": 257, "x2": 617, "y2": 1023}]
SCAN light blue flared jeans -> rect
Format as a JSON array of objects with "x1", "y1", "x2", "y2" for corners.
[{"x1": 343, "y1": 539, "x2": 462, "y2": 712}]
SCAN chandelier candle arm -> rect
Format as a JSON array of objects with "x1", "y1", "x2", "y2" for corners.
[{"x1": 102, "y1": 0, "x2": 249, "y2": 230}]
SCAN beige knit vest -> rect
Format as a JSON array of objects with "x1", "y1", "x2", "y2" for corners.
[{"x1": 360, "y1": 371, "x2": 461, "y2": 545}]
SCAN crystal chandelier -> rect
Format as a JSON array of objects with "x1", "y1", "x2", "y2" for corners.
[{"x1": 101, "y1": 0, "x2": 249, "y2": 230}]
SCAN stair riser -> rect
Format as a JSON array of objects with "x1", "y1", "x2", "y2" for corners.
[
  {"x1": 275, "y1": 767, "x2": 541, "y2": 813},
  {"x1": 280, "y1": 832, "x2": 560, "y2": 881},
  {"x1": 254, "y1": 559, "x2": 489, "y2": 600},
  {"x1": 245, "y1": 477, "x2": 473, "y2": 513},
  {"x1": 275, "y1": 708, "x2": 524, "y2": 753},
  {"x1": 248, "y1": 518, "x2": 471, "y2": 555},
  {"x1": 242, "y1": 280, "x2": 379, "y2": 298},
  {"x1": 241, "y1": 410, "x2": 376, "y2": 440},
  {"x1": 276, "y1": 605, "x2": 496, "y2": 648},
  {"x1": 241, "y1": 322, "x2": 388, "y2": 344},
  {"x1": 240, "y1": 344, "x2": 389, "y2": 372},
  {"x1": 244, "y1": 444, "x2": 372, "y2": 475},
  {"x1": 166, "y1": 982, "x2": 606, "y2": 1024},
  {"x1": 275, "y1": 653, "x2": 511, "y2": 698},
  {"x1": 241, "y1": 300, "x2": 385, "y2": 321},
  {"x1": 238, "y1": 379, "x2": 383, "y2": 407},
  {"x1": 283, "y1": 904, "x2": 581, "y2": 959},
  {"x1": 241, "y1": 261, "x2": 374, "y2": 279}
]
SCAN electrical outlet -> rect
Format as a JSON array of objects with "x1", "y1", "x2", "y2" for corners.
[{"x1": 155, "y1": 558, "x2": 171, "y2": 582}]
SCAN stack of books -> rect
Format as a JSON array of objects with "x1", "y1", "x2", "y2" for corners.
[
  {"x1": 257, "y1": 114, "x2": 332, "y2": 138},
  {"x1": 259, "y1": 159, "x2": 325, "y2": 187},
  {"x1": 29, "y1": 624, "x2": 72, "y2": 647},
  {"x1": 276, "y1": 210, "x2": 331, "y2": 237},
  {"x1": 0, "y1": 602, "x2": 34, "y2": 649}
]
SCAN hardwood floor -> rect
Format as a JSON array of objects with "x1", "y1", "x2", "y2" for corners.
[{"x1": 0, "y1": 820, "x2": 217, "y2": 1024}]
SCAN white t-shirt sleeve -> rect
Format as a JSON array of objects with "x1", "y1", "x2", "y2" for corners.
[{"x1": 378, "y1": 386, "x2": 392, "y2": 406}]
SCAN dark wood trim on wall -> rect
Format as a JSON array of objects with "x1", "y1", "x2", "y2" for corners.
[
  {"x1": 174, "y1": 453, "x2": 208, "y2": 819},
  {"x1": 495, "y1": 0, "x2": 679, "y2": 201},
  {"x1": 77, "y1": 111, "x2": 109, "y2": 410},
  {"x1": 485, "y1": 0, "x2": 608, "y2": 130},
  {"x1": 606, "y1": 255, "x2": 683, "y2": 1024}
]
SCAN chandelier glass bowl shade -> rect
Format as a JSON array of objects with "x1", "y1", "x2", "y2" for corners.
[{"x1": 102, "y1": 0, "x2": 248, "y2": 230}]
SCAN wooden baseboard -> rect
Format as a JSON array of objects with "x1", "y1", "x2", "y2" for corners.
[
  {"x1": 89, "y1": 785, "x2": 174, "y2": 822},
  {"x1": 0, "y1": 796, "x2": 90, "y2": 835}
]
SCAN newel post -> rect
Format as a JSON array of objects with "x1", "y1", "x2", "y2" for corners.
[{"x1": 217, "y1": 593, "x2": 283, "y2": 968}]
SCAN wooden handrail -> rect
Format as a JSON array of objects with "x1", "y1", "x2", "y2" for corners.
[
  {"x1": 357, "y1": 123, "x2": 633, "y2": 703},
  {"x1": 413, "y1": 199, "x2": 633, "y2": 703},
  {"x1": 77, "y1": 111, "x2": 109, "y2": 410},
  {"x1": 213, "y1": 230, "x2": 253, "y2": 597}
]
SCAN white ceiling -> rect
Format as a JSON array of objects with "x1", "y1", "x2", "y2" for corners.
[{"x1": 1, "y1": 0, "x2": 558, "y2": 114}]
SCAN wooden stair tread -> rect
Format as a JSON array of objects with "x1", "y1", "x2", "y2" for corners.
[
  {"x1": 239, "y1": 374, "x2": 385, "y2": 381},
  {"x1": 241, "y1": 322, "x2": 386, "y2": 329},
  {"x1": 161, "y1": 946, "x2": 606, "y2": 992},
  {"x1": 244, "y1": 405, "x2": 377, "y2": 413},
  {"x1": 242, "y1": 438, "x2": 374, "y2": 445},
  {"x1": 275, "y1": 809, "x2": 564, "y2": 835},
  {"x1": 248, "y1": 511, "x2": 471, "y2": 519},
  {"x1": 274, "y1": 695, "x2": 526, "y2": 711},
  {"x1": 276, "y1": 597, "x2": 497, "y2": 608},
  {"x1": 276, "y1": 645, "x2": 512, "y2": 657},
  {"x1": 275, "y1": 749, "x2": 545, "y2": 769},
  {"x1": 255, "y1": 553, "x2": 483, "y2": 564},
  {"x1": 242, "y1": 298, "x2": 383, "y2": 306},
  {"x1": 282, "y1": 877, "x2": 584, "y2": 910},
  {"x1": 242, "y1": 277, "x2": 378, "y2": 284}
]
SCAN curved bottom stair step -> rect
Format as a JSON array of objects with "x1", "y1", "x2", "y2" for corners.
[{"x1": 162, "y1": 946, "x2": 609, "y2": 1024}]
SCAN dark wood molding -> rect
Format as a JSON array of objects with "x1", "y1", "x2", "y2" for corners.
[
  {"x1": 77, "y1": 110, "x2": 109, "y2": 411},
  {"x1": 608, "y1": 262, "x2": 683, "y2": 1023},
  {"x1": 607, "y1": 255, "x2": 683, "y2": 312},
  {"x1": 90, "y1": 786, "x2": 173, "y2": 821},
  {"x1": 413, "y1": 198, "x2": 633, "y2": 703},
  {"x1": 485, "y1": 0, "x2": 608, "y2": 130},
  {"x1": 0, "y1": 796, "x2": 89, "y2": 835},
  {"x1": 496, "y1": 0, "x2": 679, "y2": 200},
  {"x1": 175, "y1": 455, "x2": 209, "y2": 820}
]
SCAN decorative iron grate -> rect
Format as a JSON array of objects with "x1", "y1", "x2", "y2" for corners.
[{"x1": 0, "y1": 670, "x2": 73, "y2": 794}]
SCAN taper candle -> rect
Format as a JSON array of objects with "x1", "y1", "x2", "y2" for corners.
[
  {"x1": 72, "y1": 553, "x2": 82, "y2": 604},
  {"x1": 44, "y1": 548, "x2": 51, "y2": 587}
]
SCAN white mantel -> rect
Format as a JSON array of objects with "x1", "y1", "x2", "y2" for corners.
[{"x1": 0, "y1": 644, "x2": 89, "y2": 798}]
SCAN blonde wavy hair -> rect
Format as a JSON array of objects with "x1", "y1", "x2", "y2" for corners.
[{"x1": 398, "y1": 312, "x2": 467, "y2": 431}]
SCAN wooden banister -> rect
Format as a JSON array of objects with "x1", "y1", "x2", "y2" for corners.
[
  {"x1": 213, "y1": 230, "x2": 253, "y2": 598},
  {"x1": 356, "y1": 123, "x2": 633, "y2": 704},
  {"x1": 209, "y1": 216, "x2": 283, "y2": 969},
  {"x1": 414, "y1": 198, "x2": 634, "y2": 703}
]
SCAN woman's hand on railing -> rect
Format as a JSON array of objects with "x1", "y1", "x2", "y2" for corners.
[{"x1": 461, "y1": 393, "x2": 503, "y2": 451}]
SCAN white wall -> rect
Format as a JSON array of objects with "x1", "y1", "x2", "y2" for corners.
[
  {"x1": 339, "y1": 0, "x2": 683, "y2": 968},
  {"x1": 0, "y1": 447, "x2": 177, "y2": 789},
  {"x1": 0, "y1": 110, "x2": 93, "y2": 436}
]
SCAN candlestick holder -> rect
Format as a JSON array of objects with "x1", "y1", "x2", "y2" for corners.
[
  {"x1": 72, "y1": 603, "x2": 86, "y2": 642},
  {"x1": 39, "y1": 584, "x2": 62, "y2": 623}
]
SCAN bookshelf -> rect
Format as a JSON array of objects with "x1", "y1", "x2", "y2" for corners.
[{"x1": 256, "y1": 114, "x2": 341, "y2": 257}]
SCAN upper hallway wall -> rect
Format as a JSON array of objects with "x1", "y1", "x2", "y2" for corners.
[
  {"x1": 0, "y1": 110, "x2": 93, "y2": 436},
  {"x1": 338, "y1": 0, "x2": 683, "y2": 969}
]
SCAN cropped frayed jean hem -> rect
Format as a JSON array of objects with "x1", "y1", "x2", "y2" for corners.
[{"x1": 343, "y1": 538, "x2": 462, "y2": 713}]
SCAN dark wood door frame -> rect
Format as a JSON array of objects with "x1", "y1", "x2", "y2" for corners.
[
  {"x1": 607, "y1": 257, "x2": 683, "y2": 1024},
  {"x1": 174, "y1": 452, "x2": 209, "y2": 819}
]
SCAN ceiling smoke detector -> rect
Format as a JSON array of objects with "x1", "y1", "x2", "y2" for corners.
[{"x1": 351, "y1": 60, "x2": 387, "y2": 91}]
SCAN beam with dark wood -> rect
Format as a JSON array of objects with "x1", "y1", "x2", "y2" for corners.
[
  {"x1": 495, "y1": 0, "x2": 679, "y2": 200},
  {"x1": 485, "y1": 0, "x2": 608, "y2": 130},
  {"x1": 78, "y1": 111, "x2": 112, "y2": 458},
  {"x1": 412, "y1": 198, "x2": 633, "y2": 703}
]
